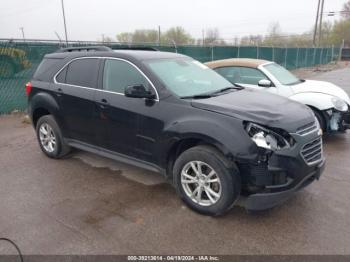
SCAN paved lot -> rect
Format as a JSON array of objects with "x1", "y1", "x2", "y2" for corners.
[{"x1": 1, "y1": 67, "x2": 350, "y2": 255}]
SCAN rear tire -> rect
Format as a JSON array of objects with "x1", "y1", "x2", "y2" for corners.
[
  {"x1": 36, "y1": 115, "x2": 70, "y2": 158},
  {"x1": 173, "y1": 145, "x2": 241, "y2": 216}
]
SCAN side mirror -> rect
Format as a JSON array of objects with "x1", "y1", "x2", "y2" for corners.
[
  {"x1": 125, "y1": 85, "x2": 156, "y2": 99},
  {"x1": 258, "y1": 79, "x2": 272, "y2": 88}
]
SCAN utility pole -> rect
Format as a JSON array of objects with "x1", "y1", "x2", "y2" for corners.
[
  {"x1": 60, "y1": 0, "x2": 68, "y2": 46},
  {"x1": 313, "y1": 0, "x2": 321, "y2": 46},
  {"x1": 339, "y1": 39, "x2": 345, "y2": 62},
  {"x1": 19, "y1": 27, "x2": 25, "y2": 42},
  {"x1": 158, "y1": 26, "x2": 161, "y2": 46},
  {"x1": 318, "y1": 0, "x2": 325, "y2": 46}
]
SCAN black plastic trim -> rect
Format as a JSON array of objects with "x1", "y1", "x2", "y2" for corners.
[{"x1": 66, "y1": 139, "x2": 166, "y2": 175}]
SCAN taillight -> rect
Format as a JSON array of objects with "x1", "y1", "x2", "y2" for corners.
[{"x1": 25, "y1": 82, "x2": 32, "y2": 96}]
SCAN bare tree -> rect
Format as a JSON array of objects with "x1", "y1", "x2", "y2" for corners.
[
  {"x1": 204, "y1": 28, "x2": 221, "y2": 45},
  {"x1": 263, "y1": 22, "x2": 285, "y2": 46},
  {"x1": 343, "y1": 0, "x2": 350, "y2": 20},
  {"x1": 116, "y1": 32, "x2": 133, "y2": 43}
]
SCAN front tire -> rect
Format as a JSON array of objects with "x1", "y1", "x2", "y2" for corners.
[
  {"x1": 173, "y1": 145, "x2": 241, "y2": 216},
  {"x1": 312, "y1": 108, "x2": 326, "y2": 133},
  {"x1": 36, "y1": 115, "x2": 70, "y2": 158}
]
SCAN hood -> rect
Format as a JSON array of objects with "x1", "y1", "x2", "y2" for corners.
[
  {"x1": 292, "y1": 80, "x2": 350, "y2": 105},
  {"x1": 191, "y1": 89, "x2": 315, "y2": 132}
]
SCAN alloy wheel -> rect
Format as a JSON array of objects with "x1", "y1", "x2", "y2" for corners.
[
  {"x1": 181, "y1": 161, "x2": 222, "y2": 206},
  {"x1": 39, "y1": 123, "x2": 56, "y2": 153}
]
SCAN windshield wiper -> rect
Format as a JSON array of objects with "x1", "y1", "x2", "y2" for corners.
[
  {"x1": 232, "y1": 83, "x2": 245, "y2": 89},
  {"x1": 181, "y1": 85, "x2": 244, "y2": 99},
  {"x1": 181, "y1": 94, "x2": 213, "y2": 99},
  {"x1": 208, "y1": 85, "x2": 244, "y2": 96}
]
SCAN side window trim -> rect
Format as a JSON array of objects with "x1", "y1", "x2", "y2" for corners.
[
  {"x1": 54, "y1": 57, "x2": 159, "y2": 101},
  {"x1": 102, "y1": 58, "x2": 159, "y2": 100},
  {"x1": 54, "y1": 57, "x2": 100, "y2": 90}
]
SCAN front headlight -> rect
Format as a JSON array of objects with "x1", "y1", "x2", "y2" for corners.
[
  {"x1": 245, "y1": 122, "x2": 292, "y2": 151},
  {"x1": 331, "y1": 97, "x2": 348, "y2": 112}
]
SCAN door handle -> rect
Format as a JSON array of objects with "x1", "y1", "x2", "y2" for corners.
[
  {"x1": 99, "y1": 98, "x2": 109, "y2": 109},
  {"x1": 56, "y1": 88, "x2": 63, "y2": 96}
]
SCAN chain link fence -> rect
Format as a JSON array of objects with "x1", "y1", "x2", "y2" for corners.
[{"x1": 0, "y1": 39, "x2": 341, "y2": 114}]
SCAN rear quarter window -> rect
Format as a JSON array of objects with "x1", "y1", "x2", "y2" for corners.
[
  {"x1": 56, "y1": 66, "x2": 67, "y2": 83},
  {"x1": 33, "y1": 58, "x2": 63, "y2": 81}
]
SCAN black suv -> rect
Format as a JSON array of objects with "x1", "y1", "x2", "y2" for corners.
[{"x1": 27, "y1": 46, "x2": 325, "y2": 216}]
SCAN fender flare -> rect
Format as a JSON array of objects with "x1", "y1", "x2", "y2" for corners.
[
  {"x1": 30, "y1": 92, "x2": 61, "y2": 126},
  {"x1": 157, "y1": 118, "x2": 258, "y2": 170}
]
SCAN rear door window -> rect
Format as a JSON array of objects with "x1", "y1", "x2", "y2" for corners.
[{"x1": 62, "y1": 58, "x2": 100, "y2": 88}]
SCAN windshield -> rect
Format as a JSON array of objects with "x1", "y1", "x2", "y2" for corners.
[
  {"x1": 264, "y1": 63, "x2": 301, "y2": 85},
  {"x1": 144, "y1": 58, "x2": 232, "y2": 97}
]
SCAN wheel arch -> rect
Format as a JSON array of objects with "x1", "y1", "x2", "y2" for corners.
[
  {"x1": 163, "y1": 134, "x2": 236, "y2": 178},
  {"x1": 306, "y1": 104, "x2": 328, "y2": 131},
  {"x1": 30, "y1": 92, "x2": 61, "y2": 127}
]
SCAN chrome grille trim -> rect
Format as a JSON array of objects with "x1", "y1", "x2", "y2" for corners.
[
  {"x1": 301, "y1": 137, "x2": 323, "y2": 166},
  {"x1": 296, "y1": 121, "x2": 318, "y2": 136}
]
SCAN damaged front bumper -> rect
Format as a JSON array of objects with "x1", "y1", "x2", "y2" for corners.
[
  {"x1": 241, "y1": 130, "x2": 325, "y2": 211},
  {"x1": 325, "y1": 108, "x2": 350, "y2": 132},
  {"x1": 244, "y1": 160, "x2": 325, "y2": 211}
]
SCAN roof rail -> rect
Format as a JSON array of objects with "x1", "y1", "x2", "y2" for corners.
[
  {"x1": 114, "y1": 46, "x2": 158, "y2": 51},
  {"x1": 56, "y1": 46, "x2": 112, "y2": 53}
]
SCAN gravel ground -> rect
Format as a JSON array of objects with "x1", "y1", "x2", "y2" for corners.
[{"x1": 0, "y1": 64, "x2": 350, "y2": 255}]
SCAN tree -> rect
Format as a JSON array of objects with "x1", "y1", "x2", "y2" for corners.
[
  {"x1": 343, "y1": 0, "x2": 350, "y2": 20},
  {"x1": 263, "y1": 22, "x2": 285, "y2": 46},
  {"x1": 132, "y1": 29, "x2": 158, "y2": 43},
  {"x1": 330, "y1": 19, "x2": 350, "y2": 45},
  {"x1": 204, "y1": 28, "x2": 221, "y2": 45},
  {"x1": 162, "y1": 26, "x2": 194, "y2": 45},
  {"x1": 102, "y1": 36, "x2": 114, "y2": 43},
  {"x1": 319, "y1": 21, "x2": 334, "y2": 46},
  {"x1": 116, "y1": 32, "x2": 133, "y2": 43},
  {"x1": 240, "y1": 35, "x2": 263, "y2": 46}
]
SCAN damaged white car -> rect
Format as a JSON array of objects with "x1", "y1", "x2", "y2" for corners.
[{"x1": 206, "y1": 58, "x2": 350, "y2": 134}]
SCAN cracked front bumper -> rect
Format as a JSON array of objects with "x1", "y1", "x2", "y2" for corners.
[
  {"x1": 244, "y1": 159, "x2": 325, "y2": 211},
  {"x1": 341, "y1": 110, "x2": 350, "y2": 130},
  {"x1": 325, "y1": 108, "x2": 350, "y2": 132},
  {"x1": 242, "y1": 129, "x2": 325, "y2": 211}
]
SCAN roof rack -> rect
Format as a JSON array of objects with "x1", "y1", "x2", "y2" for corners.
[
  {"x1": 114, "y1": 46, "x2": 158, "y2": 51},
  {"x1": 56, "y1": 46, "x2": 112, "y2": 53}
]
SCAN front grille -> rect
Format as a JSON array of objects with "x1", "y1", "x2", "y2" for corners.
[
  {"x1": 296, "y1": 121, "x2": 318, "y2": 135},
  {"x1": 301, "y1": 137, "x2": 323, "y2": 165}
]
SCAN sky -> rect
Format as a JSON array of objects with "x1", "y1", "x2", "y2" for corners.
[{"x1": 0, "y1": 0, "x2": 347, "y2": 42}]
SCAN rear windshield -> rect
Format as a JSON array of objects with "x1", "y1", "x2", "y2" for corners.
[{"x1": 33, "y1": 58, "x2": 63, "y2": 81}]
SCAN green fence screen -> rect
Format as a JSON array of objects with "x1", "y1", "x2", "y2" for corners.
[{"x1": 0, "y1": 40, "x2": 341, "y2": 114}]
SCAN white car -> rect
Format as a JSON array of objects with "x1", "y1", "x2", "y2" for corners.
[{"x1": 206, "y1": 58, "x2": 350, "y2": 133}]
